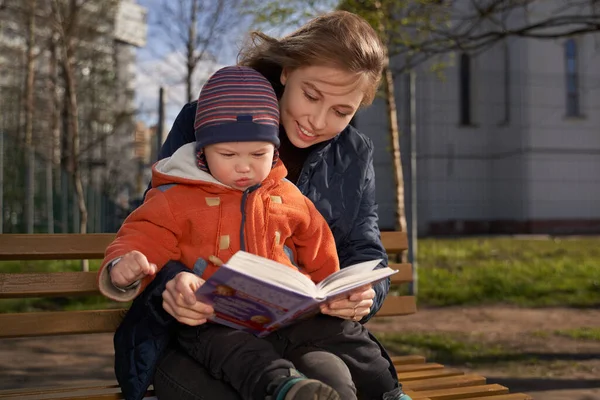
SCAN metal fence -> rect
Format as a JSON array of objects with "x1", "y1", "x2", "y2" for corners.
[{"x1": 0, "y1": 131, "x2": 128, "y2": 234}]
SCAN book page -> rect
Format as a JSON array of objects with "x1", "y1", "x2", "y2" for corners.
[
  {"x1": 316, "y1": 259, "x2": 382, "y2": 290},
  {"x1": 316, "y1": 263, "x2": 397, "y2": 299},
  {"x1": 226, "y1": 251, "x2": 318, "y2": 297}
]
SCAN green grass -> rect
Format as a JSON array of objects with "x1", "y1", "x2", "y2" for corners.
[
  {"x1": 2, "y1": 237, "x2": 600, "y2": 312},
  {"x1": 554, "y1": 327, "x2": 600, "y2": 341},
  {"x1": 0, "y1": 259, "x2": 102, "y2": 273},
  {"x1": 378, "y1": 331, "x2": 517, "y2": 365},
  {"x1": 378, "y1": 331, "x2": 600, "y2": 376},
  {"x1": 0, "y1": 259, "x2": 121, "y2": 313},
  {"x1": 409, "y1": 237, "x2": 600, "y2": 308}
]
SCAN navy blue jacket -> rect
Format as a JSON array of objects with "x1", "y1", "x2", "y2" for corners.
[{"x1": 114, "y1": 101, "x2": 393, "y2": 400}]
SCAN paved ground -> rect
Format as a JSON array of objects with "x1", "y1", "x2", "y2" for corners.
[
  {"x1": 367, "y1": 306, "x2": 600, "y2": 400},
  {"x1": 1, "y1": 306, "x2": 599, "y2": 399}
]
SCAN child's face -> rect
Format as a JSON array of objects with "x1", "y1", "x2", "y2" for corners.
[{"x1": 204, "y1": 141, "x2": 275, "y2": 191}]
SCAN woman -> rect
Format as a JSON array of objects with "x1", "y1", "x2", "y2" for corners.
[{"x1": 113, "y1": 10, "x2": 409, "y2": 400}]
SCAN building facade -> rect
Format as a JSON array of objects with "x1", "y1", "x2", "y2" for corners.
[{"x1": 356, "y1": 1, "x2": 600, "y2": 235}]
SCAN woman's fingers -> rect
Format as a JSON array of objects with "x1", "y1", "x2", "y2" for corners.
[
  {"x1": 162, "y1": 298, "x2": 209, "y2": 326},
  {"x1": 168, "y1": 272, "x2": 204, "y2": 306},
  {"x1": 320, "y1": 297, "x2": 372, "y2": 320},
  {"x1": 165, "y1": 288, "x2": 213, "y2": 315},
  {"x1": 348, "y1": 286, "x2": 375, "y2": 302},
  {"x1": 162, "y1": 273, "x2": 214, "y2": 325}
]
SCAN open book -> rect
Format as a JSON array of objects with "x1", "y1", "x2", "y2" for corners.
[{"x1": 195, "y1": 251, "x2": 397, "y2": 337}]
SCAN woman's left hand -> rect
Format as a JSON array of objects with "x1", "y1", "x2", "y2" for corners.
[{"x1": 320, "y1": 284, "x2": 375, "y2": 321}]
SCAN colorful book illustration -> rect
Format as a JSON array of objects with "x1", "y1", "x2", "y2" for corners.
[{"x1": 195, "y1": 251, "x2": 397, "y2": 336}]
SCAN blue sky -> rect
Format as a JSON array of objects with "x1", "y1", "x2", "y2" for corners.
[
  {"x1": 131, "y1": 0, "x2": 333, "y2": 131},
  {"x1": 133, "y1": 0, "x2": 249, "y2": 130}
]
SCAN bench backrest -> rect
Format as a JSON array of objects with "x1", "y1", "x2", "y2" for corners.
[{"x1": 0, "y1": 232, "x2": 415, "y2": 339}]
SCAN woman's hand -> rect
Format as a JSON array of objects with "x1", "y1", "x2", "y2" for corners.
[
  {"x1": 162, "y1": 271, "x2": 214, "y2": 326},
  {"x1": 320, "y1": 284, "x2": 374, "y2": 321}
]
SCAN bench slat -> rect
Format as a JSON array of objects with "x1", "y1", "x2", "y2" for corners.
[
  {"x1": 0, "y1": 232, "x2": 407, "y2": 259},
  {"x1": 403, "y1": 374, "x2": 487, "y2": 391},
  {"x1": 0, "y1": 309, "x2": 125, "y2": 338},
  {"x1": 395, "y1": 363, "x2": 444, "y2": 373},
  {"x1": 389, "y1": 263, "x2": 412, "y2": 284},
  {"x1": 407, "y1": 383, "x2": 508, "y2": 399},
  {"x1": 0, "y1": 384, "x2": 155, "y2": 400},
  {"x1": 0, "y1": 384, "x2": 120, "y2": 398},
  {"x1": 391, "y1": 354, "x2": 426, "y2": 365},
  {"x1": 375, "y1": 295, "x2": 417, "y2": 317},
  {"x1": 397, "y1": 368, "x2": 464, "y2": 382},
  {"x1": 0, "y1": 272, "x2": 100, "y2": 298},
  {"x1": 453, "y1": 395, "x2": 532, "y2": 400},
  {"x1": 0, "y1": 234, "x2": 113, "y2": 261},
  {"x1": 0, "y1": 388, "x2": 156, "y2": 400},
  {"x1": 381, "y1": 231, "x2": 408, "y2": 253}
]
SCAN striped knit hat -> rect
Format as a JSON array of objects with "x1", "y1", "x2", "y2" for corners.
[{"x1": 194, "y1": 66, "x2": 280, "y2": 172}]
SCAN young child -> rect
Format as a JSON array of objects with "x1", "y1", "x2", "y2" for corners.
[{"x1": 98, "y1": 66, "x2": 410, "y2": 400}]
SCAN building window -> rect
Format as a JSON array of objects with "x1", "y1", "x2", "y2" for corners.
[
  {"x1": 565, "y1": 39, "x2": 580, "y2": 116},
  {"x1": 459, "y1": 53, "x2": 471, "y2": 125}
]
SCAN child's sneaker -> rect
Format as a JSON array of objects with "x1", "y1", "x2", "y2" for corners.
[
  {"x1": 266, "y1": 369, "x2": 340, "y2": 400},
  {"x1": 383, "y1": 386, "x2": 413, "y2": 400}
]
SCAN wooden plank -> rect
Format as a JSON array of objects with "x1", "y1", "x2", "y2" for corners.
[
  {"x1": 0, "y1": 232, "x2": 406, "y2": 260},
  {"x1": 0, "y1": 389, "x2": 156, "y2": 400},
  {"x1": 0, "y1": 384, "x2": 155, "y2": 400},
  {"x1": 381, "y1": 231, "x2": 408, "y2": 253},
  {"x1": 0, "y1": 234, "x2": 113, "y2": 261},
  {"x1": 389, "y1": 263, "x2": 413, "y2": 284},
  {"x1": 407, "y1": 384, "x2": 509, "y2": 399},
  {"x1": 455, "y1": 395, "x2": 532, "y2": 400},
  {"x1": 397, "y1": 368, "x2": 464, "y2": 382},
  {"x1": 0, "y1": 385, "x2": 156, "y2": 400},
  {"x1": 0, "y1": 267, "x2": 411, "y2": 299},
  {"x1": 375, "y1": 295, "x2": 417, "y2": 317},
  {"x1": 0, "y1": 272, "x2": 100, "y2": 298},
  {"x1": 0, "y1": 390, "x2": 122, "y2": 400},
  {"x1": 395, "y1": 363, "x2": 444, "y2": 373},
  {"x1": 392, "y1": 354, "x2": 426, "y2": 365},
  {"x1": 0, "y1": 384, "x2": 120, "y2": 398},
  {"x1": 0, "y1": 309, "x2": 125, "y2": 338},
  {"x1": 403, "y1": 374, "x2": 487, "y2": 391}
]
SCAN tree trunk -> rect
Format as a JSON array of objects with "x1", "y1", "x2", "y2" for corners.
[
  {"x1": 374, "y1": 0, "x2": 407, "y2": 262},
  {"x1": 24, "y1": 0, "x2": 37, "y2": 234},
  {"x1": 47, "y1": 37, "x2": 60, "y2": 234},
  {"x1": 383, "y1": 65, "x2": 407, "y2": 236},
  {"x1": 62, "y1": 38, "x2": 88, "y2": 271}
]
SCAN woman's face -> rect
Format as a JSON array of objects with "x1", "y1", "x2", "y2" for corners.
[{"x1": 279, "y1": 65, "x2": 367, "y2": 148}]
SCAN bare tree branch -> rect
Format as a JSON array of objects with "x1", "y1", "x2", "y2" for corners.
[
  {"x1": 377, "y1": 0, "x2": 600, "y2": 74},
  {"x1": 151, "y1": 0, "x2": 244, "y2": 102}
]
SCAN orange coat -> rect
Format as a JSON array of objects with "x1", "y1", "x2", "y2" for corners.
[{"x1": 99, "y1": 143, "x2": 339, "y2": 300}]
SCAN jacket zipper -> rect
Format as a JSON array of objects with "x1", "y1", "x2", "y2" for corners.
[
  {"x1": 295, "y1": 140, "x2": 333, "y2": 191},
  {"x1": 239, "y1": 184, "x2": 260, "y2": 252}
]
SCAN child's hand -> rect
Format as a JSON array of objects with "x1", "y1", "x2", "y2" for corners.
[{"x1": 109, "y1": 250, "x2": 157, "y2": 289}]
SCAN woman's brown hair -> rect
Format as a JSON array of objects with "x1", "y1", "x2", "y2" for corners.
[{"x1": 238, "y1": 11, "x2": 386, "y2": 106}]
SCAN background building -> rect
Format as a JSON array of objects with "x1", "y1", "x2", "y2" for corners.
[
  {"x1": 357, "y1": 1, "x2": 600, "y2": 235},
  {"x1": 0, "y1": 0, "x2": 147, "y2": 233}
]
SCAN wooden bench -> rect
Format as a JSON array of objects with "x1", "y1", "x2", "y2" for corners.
[{"x1": 0, "y1": 232, "x2": 532, "y2": 400}]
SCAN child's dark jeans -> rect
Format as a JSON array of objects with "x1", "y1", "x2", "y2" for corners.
[{"x1": 177, "y1": 314, "x2": 398, "y2": 400}]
